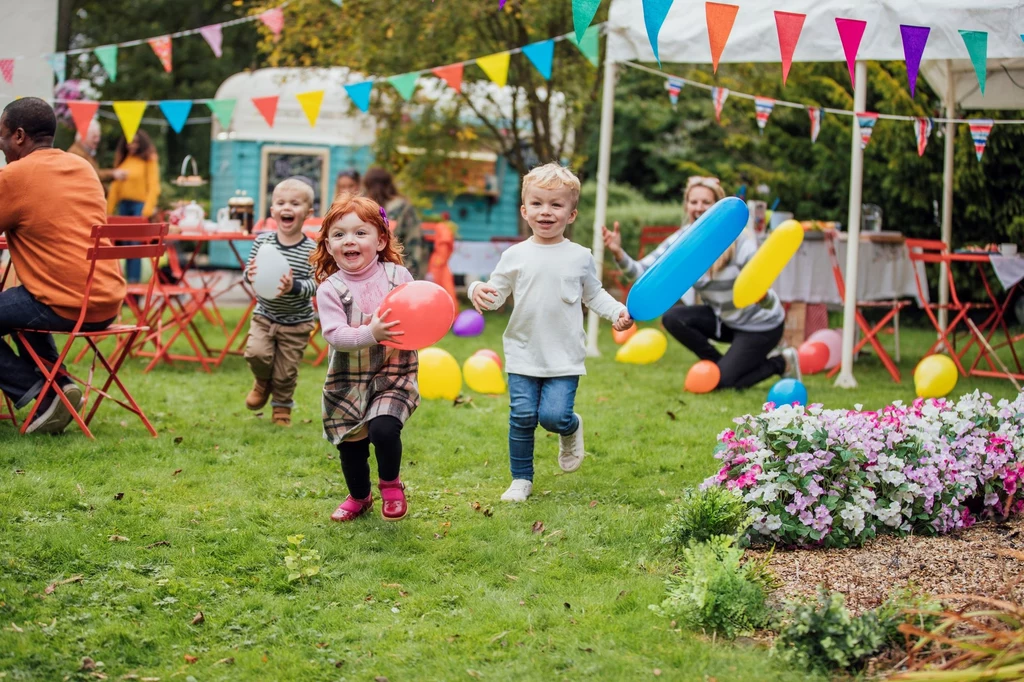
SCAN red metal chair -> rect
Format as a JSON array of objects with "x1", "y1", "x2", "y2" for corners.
[
  {"x1": 11, "y1": 223, "x2": 168, "y2": 438},
  {"x1": 1, "y1": 237, "x2": 19, "y2": 428},
  {"x1": 613, "y1": 225, "x2": 678, "y2": 298}
]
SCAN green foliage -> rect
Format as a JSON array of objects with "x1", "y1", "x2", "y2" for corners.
[
  {"x1": 572, "y1": 180, "x2": 683, "y2": 255},
  {"x1": 660, "y1": 487, "x2": 751, "y2": 549},
  {"x1": 651, "y1": 536, "x2": 772, "y2": 638},
  {"x1": 282, "y1": 534, "x2": 321, "y2": 582}
]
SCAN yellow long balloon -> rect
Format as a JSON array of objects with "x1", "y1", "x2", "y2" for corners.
[{"x1": 732, "y1": 220, "x2": 804, "y2": 308}]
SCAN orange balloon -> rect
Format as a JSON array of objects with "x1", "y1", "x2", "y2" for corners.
[
  {"x1": 612, "y1": 324, "x2": 637, "y2": 345},
  {"x1": 472, "y1": 349, "x2": 503, "y2": 370},
  {"x1": 684, "y1": 360, "x2": 721, "y2": 394},
  {"x1": 378, "y1": 281, "x2": 456, "y2": 351}
]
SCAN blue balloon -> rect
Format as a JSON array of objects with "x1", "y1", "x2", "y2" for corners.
[
  {"x1": 767, "y1": 378, "x2": 808, "y2": 407},
  {"x1": 626, "y1": 197, "x2": 749, "y2": 321}
]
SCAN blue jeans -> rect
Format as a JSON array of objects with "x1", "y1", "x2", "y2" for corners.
[
  {"x1": 507, "y1": 374, "x2": 580, "y2": 481},
  {"x1": 0, "y1": 286, "x2": 114, "y2": 408},
  {"x1": 117, "y1": 199, "x2": 145, "y2": 283}
]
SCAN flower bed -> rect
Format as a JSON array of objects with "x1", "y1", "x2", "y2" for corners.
[{"x1": 704, "y1": 391, "x2": 1024, "y2": 548}]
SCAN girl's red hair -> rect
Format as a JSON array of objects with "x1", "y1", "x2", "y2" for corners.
[{"x1": 311, "y1": 195, "x2": 405, "y2": 284}]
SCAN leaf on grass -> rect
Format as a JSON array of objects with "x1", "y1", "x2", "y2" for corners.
[
  {"x1": 334, "y1": 660, "x2": 344, "y2": 668},
  {"x1": 471, "y1": 501, "x2": 481, "y2": 511},
  {"x1": 596, "y1": 396, "x2": 609, "y2": 403},
  {"x1": 45, "y1": 575, "x2": 83, "y2": 594},
  {"x1": 374, "y1": 677, "x2": 390, "y2": 682},
  {"x1": 81, "y1": 656, "x2": 96, "y2": 671},
  {"x1": 315, "y1": 642, "x2": 328, "y2": 649},
  {"x1": 505, "y1": 574, "x2": 518, "y2": 581},
  {"x1": 214, "y1": 657, "x2": 234, "y2": 665},
  {"x1": 564, "y1": 602, "x2": 571, "y2": 609},
  {"x1": 77, "y1": 483, "x2": 85, "y2": 496},
  {"x1": 183, "y1": 654, "x2": 198, "y2": 664},
  {"x1": 666, "y1": 411, "x2": 676, "y2": 420},
  {"x1": 172, "y1": 469, "x2": 182, "y2": 476},
  {"x1": 589, "y1": 500, "x2": 598, "y2": 508},
  {"x1": 114, "y1": 492, "x2": 124, "y2": 501},
  {"x1": 14, "y1": 469, "x2": 24, "y2": 475},
  {"x1": 108, "y1": 535, "x2": 129, "y2": 542},
  {"x1": 190, "y1": 611, "x2": 204, "y2": 625},
  {"x1": 489, "y1": 630, "x2": 509, "y2": 644},
  {"x1": 9, "y1": 622, "x2": 23, "y2": 632},
  {"x1": 140, "y1": 678, "x2": 161, "y2": 681},
  {"x1": 653, "y1": 670, "x2": 662, "y2": 677},
  {"x1": 145, "y1": 541, "x2": 170, "y2": 549},
  {"x1": 173, "y1": 436, "x2": 183, "y2": 444},
  {"x1": 531, "y1": 521, "x2": 545, "y2": 534},
  {"x1": 302, "y1": 419, "x2": 312, "y2": 424},
  {"x1": 483, "y1": 508, "x2": 493, "y2": 517},
  {"x1": 467, "y1": 669, "x2": 483, "y2": 678}
]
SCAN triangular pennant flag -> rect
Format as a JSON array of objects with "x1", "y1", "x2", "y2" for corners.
[
  {"x1": 774, "y1": 11, "x2": 805, "y2": 85},
  {"x1": 148, "y1": 36, "x2": 172, "y2": 73},
  {"x1": 711, "y1": 86, "x2": 729, "y2": 123},
  {"x1": 159, "y1": 100, "x2": 192, "y2": 134},
  {"x1": 387, "y1": 73, "x2": 419, "y2": 101},
  {"x1": 296, "y1": 90, "x2": 325, "y2": 128},
  {"x1": 47, "y1": 53, "x2": 66, "y2": 84},
  {"x1": 500, "y1": 0, "x2": 506, "y2": 7},
  {"x1": 808, "y1": 106, "x2": 824, "y2": 143},
  {"x1": 252, "y1": 95, "x2": 279, "y2": 127},
  {"x1": 0, "y1": 59, "x2": 14, "y2": 85},
  {"x1": 112, "y1": 101, "x2": 147, "y2": 144},
  {"x1": 855, "y1": 112, "x2": 878, "y2": 149},
  {"x1": 432, "y1": 64, "x2": 464, "y2": 92},
  {"x1": 200, "y1": 24, "x2": 223, "y2": 58},
  {"x1": 913, "y1": 117, "x2": 933, "y2": 157},
  {"x1": 835, "y1": 18, "x2": 867, "y2": 87},
  {"x1": 666, "y1": 77, "x2": 683, "y2": 106},
  {"x1": 754, "y1": 97, "x2": 775, "y2": 133},
  {"x1": 476, "y1": 52, "x2": 511, "y2": 87},
  {"x1": 969, "y1": 119, "x2": 993, "y2": 161},
  {"x1": 900, "y1": 25, "x2": 930, "y2": 98},
  {"x1": 573, "y1": 0, "x2": 601, "y2": 44},
  {"x1": 260, "y1": 8, "x2": 285, "y2": 37},
  {"x1": 344, "y1": 81, "x2": 374, "y2": 113},
  {"x1": 706, "y1": 2, "x2": 739, "y2": 73},
  {"x1": 568, "y1": 25, "x2": 600, "y2": 67},
  {"x1": 643, "y1": 0, "x2": 674, "y2": 65},
  {"x1": 95, "y1": 45, "x2": 118, "y2": 82},
  {"x1": 68, "y1": 101, "x2": 100, "y2": 138},
  {"x1": 206, "y1": 99, "x2": 237, "y2": 129},
  {"x1": 959, "y1": 30, "x2": 988, "y2": 96},
  {"x1": 522, "y1": 40, "x2": 554, "y2": 80}
]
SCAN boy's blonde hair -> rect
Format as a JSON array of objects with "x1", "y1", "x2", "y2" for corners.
[
  {"x1": 521, "y1": 163, "x2": 581, "y2": 207},
  {"x1": 273, "y1": 177, "x2": 315, "y2": 207}
]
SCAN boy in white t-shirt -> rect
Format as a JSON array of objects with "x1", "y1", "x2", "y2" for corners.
[{"x1": 470, "y1": 164, "x2": 633, "y2": 502}]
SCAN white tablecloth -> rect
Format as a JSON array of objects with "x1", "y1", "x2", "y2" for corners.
[
  {"x1": 449, "y1": 240, "x2": 517, "y2": 277},
  {"x1": 990, "y1": 254, "x2": 1024, "y2": 289}
]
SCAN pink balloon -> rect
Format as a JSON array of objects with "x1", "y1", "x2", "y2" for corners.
[
  {"x1": 378, "y1": 281, "x2": 456, "y2": 351},
  {"x1": 473, "y1": 349, "x2": 502, "y2": 370},
  {"x1": 806, "y1": 328, "x2": 843, "y2": 370}
]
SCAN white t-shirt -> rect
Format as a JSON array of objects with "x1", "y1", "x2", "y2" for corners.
[{"x1": 468, "y1": 238, "x2": 626, "y2": 377}]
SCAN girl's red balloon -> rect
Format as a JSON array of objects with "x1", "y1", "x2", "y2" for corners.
[
  {"x1": 472, "y1": 349, "x2": 503, "y2": 370},
  {"x1": 684, "y1": 360, "x2": 721, "y2": 394},
  {"x1": 798, "y1": 341, "x2": 829, "y2": 375},
  {"x1": 378, "y1": 281, "x2": 456, "y2": 351}
]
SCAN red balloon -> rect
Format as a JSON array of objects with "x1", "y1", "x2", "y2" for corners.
[
  {"x1": 798, "y1": 341, "x2": 830, "y2": 375},
  {"x1": 378, "y1": 281, "x2": 456, "y2": 351},
  {"x1": 472, "y1": 349, "x2": 503, "y2": 370}
]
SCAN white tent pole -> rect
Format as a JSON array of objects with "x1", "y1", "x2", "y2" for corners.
[
  {"x1": 835, "y1": 60, "x2": 868, "y2": 389},
  {"x1": 937, "y1": 59, "x2": 956, "y2": 335},
  {"x1": 586, "y1": 57, "x2": 619, "y2": 357}
]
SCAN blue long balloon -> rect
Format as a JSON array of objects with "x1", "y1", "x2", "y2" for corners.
[{"x1": 626, "y1": 197, "x2": 749, "y2": 321}]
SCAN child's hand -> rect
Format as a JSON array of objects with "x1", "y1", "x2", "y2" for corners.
[
  {"x1": 612, "y1": 310, "x2": 633, "y2": 332},
  {"x1": 471, "y1": 284, "x2": 498, "y2": 313},
  {"x1": 277, "y1": 269, "x2": 294, "y2": 296},
  {"x1": 601, "y1": 222, "x2": 624, "y2": 259},
  {"x1": 370, "y1": 307, "x2": 404, "y2": 342},
  {"x1": 245, "y1": 260, "x2": 257, "y2": 282}
]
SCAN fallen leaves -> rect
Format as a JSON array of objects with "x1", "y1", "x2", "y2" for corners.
[
  {"x1": 190, "y1": 611, "x2": 204, "y2": 625},
  {"x1": 173, "y1": 436, "x2": 184, "y2": 444},
  {"x1": 531, "y1": 521, "x2": 545, "y2": 534},
  {"x1": 589, "y1": 500, "x2": 598, "y2": 508},
  {"x1": 183, "y1": 654, "x2": 198, "y2": 664},
  {"x1": 81, "y1": 656, "x2": 96, "y2": 671},
  {"x1": 145, "y1": 541, "x2": 170, "y2": 549},
  {"x1": 44, "y1": 575, "x2": 83, "y2": 595},
  {"x1": 108, "y1": 535, "x2": 129, "y2": 542},
  {"x1": 666, "y1": 411, "x2": 676, "y2": 421},
  {"x1": 470, "y1": 501, "x2": 493, "y2": 517},
  {"x1": 113, "y1": 492, "x2": 124, "y2": 501},
  {"x1": 172, "y1": 469, "x2": 182, "y2": 476},
  {"x1": 214, "y1": 657, "x2": 235, "y2": 665}
]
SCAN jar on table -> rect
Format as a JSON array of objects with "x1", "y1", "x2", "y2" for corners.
[{"x1": 228, "y1": 191, "x2": 255, "y2": 234}]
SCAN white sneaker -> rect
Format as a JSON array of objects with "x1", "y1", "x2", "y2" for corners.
[
  {"x1": 558, "y1": 413, "x2": 585, "y2": 473},
  {"x1": 500, "y1": 479, "x2": 533, "y2": 502},
  {"x1": 781, "y1": 347, "x2": 802, "y2": 382}
]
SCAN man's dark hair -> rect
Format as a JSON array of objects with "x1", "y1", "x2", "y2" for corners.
[{"x1": 1, "y1": 97, "x2": 57, "y2": 141}]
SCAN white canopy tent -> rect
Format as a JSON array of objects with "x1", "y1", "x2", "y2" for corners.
[{"x1": 589, "y1": 0, "x2": 1024, "y2": 387}]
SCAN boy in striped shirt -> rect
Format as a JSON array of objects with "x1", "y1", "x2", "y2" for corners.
[{"x1": 242, "y1": 178, "x2": 318, "y2": 426}]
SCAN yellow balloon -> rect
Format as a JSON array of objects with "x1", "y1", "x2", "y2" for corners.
[
  {"x1": 418, "y1": 347, "x2": 462, "y2": 400},
  {"x1": 733, "y1": 219, "x2": 804, "y2": 309},
  {"x1": 914, "y1": 354, "x2": 958, "y2": 399},
  {"x1": 463, "y1": 355, "x2": 507, "y2": 394},
  {"x1": 615, "y1": 328, "x2": 668, "y2": 365}
]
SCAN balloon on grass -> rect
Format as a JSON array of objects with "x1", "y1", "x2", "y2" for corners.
[
  {"x1": 806, "y1": 328, "x2": 843, "y2": 370},
  {"x1": 612, "y1": 324, "x2": 637, "y2": 345},
  {"x1": 914, "y1": 354, "x2": 958, "y2": 399},
  {"x1": 472, "y1": 349, "x2": 502, "y2": 370},
  {"x1": 684, "y1": 360, "x2": 720, "y2": 393},
  {"x1": 767, "y1": 378, "x2": 808, "y2": 406},
  {"x1": 418, "y1": 347, "x2": 462, "y2": 400},
  {"x1": 463, "y1": 355, "x2": 506, "y2": 394},
  {"x1": 378, "y1": 281, "x2": 456, "y2": 351},
  {"x1": 798, "y1": 341, "x2": 830, "y2": 375},
  {"x1": 615, "y1": 328, "x2": 668, "y2": 365}
]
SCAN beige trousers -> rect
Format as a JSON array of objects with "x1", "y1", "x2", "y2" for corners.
[{"x1": 244, "y1": 315, "x2": 316, "y2": 408}]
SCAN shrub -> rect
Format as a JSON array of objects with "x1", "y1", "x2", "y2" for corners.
[
  {"x1": 661, "y1": 487, "x2": 752, "y2": 549},
  {"x1": 572, "y1": 181, "x2": 683, "y2": 260}
]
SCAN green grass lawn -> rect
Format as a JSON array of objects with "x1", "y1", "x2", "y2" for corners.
[{"x1": 1, "y1": 310, "x2": 1020, "y2": 681}]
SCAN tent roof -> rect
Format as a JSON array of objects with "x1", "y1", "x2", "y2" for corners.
[{"x1": 920, "y1": 58, "x2": 1024, "y2": 110}]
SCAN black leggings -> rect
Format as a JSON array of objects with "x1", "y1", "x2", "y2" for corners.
[
  {"x1": 662, "y1": 304, "x2": 785, "y2": 390},
  {"x1": 337, "y1": 416, "x2": 403, "y2": 499}
]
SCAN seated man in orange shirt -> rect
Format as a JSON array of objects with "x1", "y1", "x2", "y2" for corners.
[{"x1": 0, "y1": 98, "x2": 127, "y2": 434}]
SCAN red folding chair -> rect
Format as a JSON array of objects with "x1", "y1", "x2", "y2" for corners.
[
  {"x1": 1, "y1": 237, "x2": 19, "y2": 428},
  {"x1": 12, "y1": 223, "x2": 168, "y2": 438},
  {"x1": 614, "y1": 226, "x2": 678, "y2": 297}
]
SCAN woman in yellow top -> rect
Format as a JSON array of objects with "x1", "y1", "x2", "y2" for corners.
[{"x1": 107, "y1": 130, "x2": 160, "y2": 282}]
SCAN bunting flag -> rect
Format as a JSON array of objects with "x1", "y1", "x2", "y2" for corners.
[
  {"x1": 643, "y1": 0, "x2": 674, "y2": 65},
  {"x1": 774, "y1": 11, "x2": 805, "y2": 85},
  {"x1": 572, "y1": 0, "x2": 601, "y2": 44},
  {"x1": 433, "y1": 63, "x2": 465, "y2": 92},
  {"x1": 900, "y1": 25, "x2": 930, "y2": 97},
  {"x1": 499, "y1": 0, "x2": 507, "y2": 7},
  {"x1": 47, "y1": 53, "x2": 66, "y2": 84},
  {"x1": 711, "y1": 86, "x2": 729, "y2": 122},
  {"x1": 68, "y1": 101, "x2": 100, "y2": 137},
  {"x1": 387, "y1": 73, "x2": 419, "y2": 101},
  {"x1": 913, "y1": 117, "x2": 933, "y2": 157},
  {"x1": 835, "y1": 18, "x2": 867, "y2": 86},
  {"x1": 0, "y1": 59, "x2": 13, "y2": 85},
  {"x1": 159, "y1": 100, "x2": 193, "y2": 133},
  {"x1": 200, "y1": 24, "x2": 224, "y2": 58},
  {"x1": 296, "y1": 90, "x2": 324, "y2": 127},
  {"x1": 95, "y1": 45, "x2": 118, "y2": 82},
  {"x1": 969, "y1": 119, "x2": 994, "y2": 161},
  {"x1": 148, "y1": 36, "x2": 173, "y2": 73},
  {"x1": 666, "y1": 77, "x2": 683, "y2": 106},
  {"x1": 476, "y1": 52, "x2": 511, "y2": 87},
  {"x1": 206, "y1": 99, "x2": 236, "y2": 129},
  {"x1": 344, "y1": 81, "x2": 374, "y2": 113},
  {"x1": 260, "y1": 8, "x2": 285, "y2": 37},
  {"x1": 568, "y1": 25, "x2": 600, "y2": 67},
  {"x1": 959, "y1": 30, "x2": 988, "y2": 96},
  {"x1": 252, "y1": 95, "x2": 279, "y2": 127},
  {"x1": 112, "y1": 101, "x2": 147, "y2": 143},
  {"x1": 754, "y1": 96, "x2": 774, "y2": 133},
  {"x1": 706, "y1": 3, "x2": 739, "y2": 73},
  {"x1": 808, "y1": 106, "x2": 823, "y2": 143},
  {"x1": 522, "y1": 39, "x2": 555, "y2": 80},
  {"x1": 856, "y1": 112, "x2": 879, "y2": 149}
]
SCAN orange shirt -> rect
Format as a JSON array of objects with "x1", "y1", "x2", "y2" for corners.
[{"x1": 0, "y1": 148, "x2": 126, "y2": 322}]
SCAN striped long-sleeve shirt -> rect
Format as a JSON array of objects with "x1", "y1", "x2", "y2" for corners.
[{"x1": 244, "y1": 232, "x2": 317, "y2": 325}]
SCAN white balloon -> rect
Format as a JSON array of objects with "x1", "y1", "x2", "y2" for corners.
[{"x1": 252, "y1": 244, "x2": 291, "y2": 300}]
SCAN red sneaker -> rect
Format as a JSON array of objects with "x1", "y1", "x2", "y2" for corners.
[
  {"x1": 330, "y1": 494, "x2": 373, "y2": 522},
  {"x1": 378, "y1": 479, "x2": 407, "y2": 521}
]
